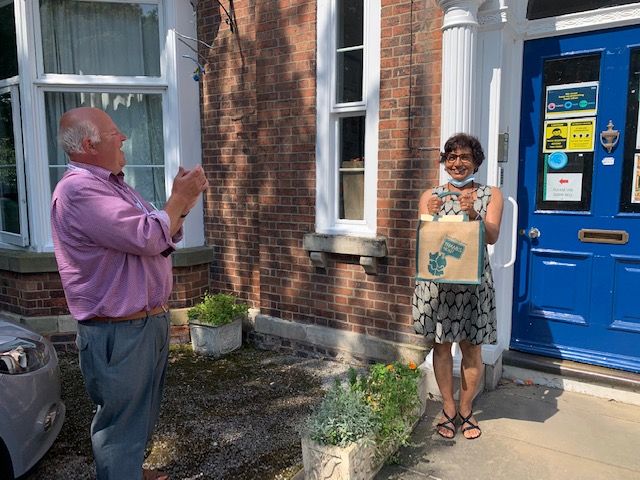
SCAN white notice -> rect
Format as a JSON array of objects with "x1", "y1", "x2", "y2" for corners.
[{"x1": 545, "y1": 173, "x2": 583, "y2": 202}]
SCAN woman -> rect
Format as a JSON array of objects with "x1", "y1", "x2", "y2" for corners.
[{"x1": 413, "y1": 133, "x2": 503, "y2": 440}]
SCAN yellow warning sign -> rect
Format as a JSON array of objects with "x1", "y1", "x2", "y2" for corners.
[
  {"x1": 567, "y1": 118, "x2": 595, "y2": 152},
  {"x1": 543, "y1": 117, "x2": 595, "y2": 153},
  {"x1": 544, "y1": 122, "x2": 568, "y2": 152}
]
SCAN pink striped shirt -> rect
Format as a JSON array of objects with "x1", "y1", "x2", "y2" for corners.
[{"x1": 51, "y1": 162, "x2": 182, "y2": 321}]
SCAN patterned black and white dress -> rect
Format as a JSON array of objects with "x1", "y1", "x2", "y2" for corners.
[{"x1": 413, "y1": 184, "x2": 497, "y2": 345}]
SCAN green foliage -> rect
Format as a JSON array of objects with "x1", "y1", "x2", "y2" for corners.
[
  {"x1": 307, "y1": 361, "x2": 421, "y2": 460},
  {"x1": 305, "y1": 379, "x2": 376, "y2": 447},
  {"x1": 187, "y1": 292, "x2": 248, "y2": 327},
  {"x1": 351, "y1": 361, "x2": 421, "y2": 455}
]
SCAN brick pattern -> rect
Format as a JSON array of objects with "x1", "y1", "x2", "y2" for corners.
[
  {"x1": 199, "y1": 1, "x2": 260, "y2": 305},
  {"x1": 0, "y1": 271, "x2": 68, "y2": 317},
  {"x1": 169, "y1": 264, "x2": 211, "y2": 308},
  {"x1": 199, "y1": 1, "x2": 443, "y2": 348},
  {"x1": 0, "y1": 265, "x2": 210, "y2": 318}
]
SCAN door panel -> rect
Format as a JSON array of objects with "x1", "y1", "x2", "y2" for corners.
[
  {"x1": 612, "y1": 256, "x2": 640, "y2": 332},
  {"x1": 514, "y1": 25, "x2": 640, "y2": 373},
  {"x1": 529, "y1": 250, "x2": 591, "y2": 325}
]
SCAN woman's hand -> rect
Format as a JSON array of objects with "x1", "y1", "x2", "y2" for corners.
[
  {"x1": 459, "y1": 192, "x2": 479, "y2": 220},
  {"x1": 426, "y1": 194, "x2": 444, "y2": 215}
]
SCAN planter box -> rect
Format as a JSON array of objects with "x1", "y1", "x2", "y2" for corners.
[
  {"x1": 301, "y1": 369, "x2": 427, "y2": 479},
  {"x1": 189, "y1": 317, "x2": 242, "y2": 356},
  {"x1": 301, "y1": 436, "x2": 382, "y2": 480}
]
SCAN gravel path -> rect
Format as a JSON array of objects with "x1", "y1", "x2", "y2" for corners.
[{"x1": 22, "y1": 345, "x2": 354, "y2": 480}]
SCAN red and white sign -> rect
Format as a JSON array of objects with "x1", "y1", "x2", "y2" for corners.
[{"x1": 545, "y1": 173, "x2": 583, "y2": 202}]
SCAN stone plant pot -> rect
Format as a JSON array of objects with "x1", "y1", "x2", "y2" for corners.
[
  {"x1": 189, "y1": 317, "x2": 242, "y2": 357},
  {"x1": 301, "y1": 435, "x2": 382, "y2": 480},
  {"x1": 301, "y1": 368, "x2": 428, "y2": 480}
]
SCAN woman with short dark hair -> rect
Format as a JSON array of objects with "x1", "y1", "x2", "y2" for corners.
[{"x1": 413, "y1": 132, "x2": 504, "y2": 439}]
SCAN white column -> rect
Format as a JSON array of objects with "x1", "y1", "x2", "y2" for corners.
[{"x1": 437, "y1": 0, "x2": 485, "y2": 144}]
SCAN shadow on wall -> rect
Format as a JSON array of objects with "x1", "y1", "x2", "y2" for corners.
[
  {"x1": 197, "y1": 0, "x2": 259, "y2": 305},
  {"x1": 199, "y1": 0, "x2": 439, "y2": 366}
]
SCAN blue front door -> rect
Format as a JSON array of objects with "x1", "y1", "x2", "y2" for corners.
[{"x1": 513, "y1": 25, "x2": 640, "y2": 373}]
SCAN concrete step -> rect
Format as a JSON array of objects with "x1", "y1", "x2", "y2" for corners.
[{"x1": 502, "y1": 350, "x2": 640, "y2": 406}]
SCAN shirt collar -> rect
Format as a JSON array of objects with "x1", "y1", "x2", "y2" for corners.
[{"x1": 69, "y1": 161, "x2": 125, "y2": 183}]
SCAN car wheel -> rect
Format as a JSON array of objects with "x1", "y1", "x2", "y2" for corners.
[{"x1": 0, "y1": 438, "x2": 14, "y2": 480}]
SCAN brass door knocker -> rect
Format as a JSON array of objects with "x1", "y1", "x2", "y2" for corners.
[{"x1": 600, "y1": 120, "x2": 620, "y2": 153}]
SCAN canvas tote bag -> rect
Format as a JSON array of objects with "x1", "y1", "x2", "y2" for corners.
[{"x1": 416, "y1": 191, "x2": 485, "y2": 284}]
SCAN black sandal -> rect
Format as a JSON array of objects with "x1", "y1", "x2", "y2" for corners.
[
  {"x1": 459, "y1": 411, "x2": 482, "y2": 439},
  {"x1": 436, "y1": 409, "x2": 457, "y2": 439}
]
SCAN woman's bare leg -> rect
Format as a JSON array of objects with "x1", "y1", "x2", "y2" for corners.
[
  {"x1": 458, "y1": 340, "x2": 483, "y2": 439},
  {"x1": 432, "y1": 342, "x2": 456, "y2": 437}
]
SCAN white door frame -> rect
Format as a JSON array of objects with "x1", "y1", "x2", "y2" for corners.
[{"x1": 432, "y1": 0, "x2": 640, "y2": 377}]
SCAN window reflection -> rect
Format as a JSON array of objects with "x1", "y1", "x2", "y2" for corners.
[
  {"x1": 0, "y1": 92, "x2": 20, "y2": 234},
  {"x1": 0, "y1": 2, "x2": 18, "y2": 79},
  {"x1": 339, "y1": 116, "x2": 365, "y2": 220}
]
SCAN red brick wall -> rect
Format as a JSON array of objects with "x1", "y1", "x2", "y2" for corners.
[
  {"x1": 170, "y1": 264, "x2": 211, "y2": 308},
  {"x1": 0, "y1": 272, "x2": 68, "y2": 317},
  {"x1": 199, "y1": 1, "x2": 260, "y2": 305},
  {"x1": 199, "y1": 0, "x2": 443, "y2": 346},
  {"x1": 0, "y1": 265, "x2": 210, "y2": 317}
]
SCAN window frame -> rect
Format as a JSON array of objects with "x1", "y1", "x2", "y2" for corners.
[
  {"x1": 316, "y1": 0, "x2": 380, "y2": 237},
  {"x1": 10, "y1": 0, "x2": 203, "y2": 252},
  {"x1": 0, "y1": 84, "x2": 29, "y2": 246}
]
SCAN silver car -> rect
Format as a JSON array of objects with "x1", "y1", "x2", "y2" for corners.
[{"x1": 0, "y1": 320, "x2": 66, "y2": 479}]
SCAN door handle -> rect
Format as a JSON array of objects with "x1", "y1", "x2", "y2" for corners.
[
  {"x1": 503, "y1": 196, "x2": 518, "y2": 268},
  {"x1": 527, "y1": 227, "x2": 541, "y2": 239}
]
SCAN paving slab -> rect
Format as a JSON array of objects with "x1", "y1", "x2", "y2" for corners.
[{"x1": 376, "y1": 381, "x2": 640, "y2": 480}]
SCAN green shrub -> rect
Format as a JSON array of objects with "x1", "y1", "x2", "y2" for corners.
[
  {"x1": 187, "y1": 292, "x2": 248, "y2": 327},
  {"x1": 305, "y1": 379, "x2": 376, "y2": 447},
  {"x1": 350, "y1": 361, "x2": 421, "y2": 455}
]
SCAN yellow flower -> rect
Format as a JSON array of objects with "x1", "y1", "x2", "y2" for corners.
[
  {"x1": 386, "y1": 364, "x2": 395, "y2": 371},
  {"x1": 408, "y1": 361, "x2": 417, "y2": 370}
]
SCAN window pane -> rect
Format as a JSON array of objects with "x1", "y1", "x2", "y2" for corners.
[
  {"x1": 40, "y1": 0, "x2": 160, "y2": 76},
  {"x1": 45, "y1": 91, "x2": 166, "y2": 207},
  {"x1": 527, "y1": 0, "x2": 638, "y2": 20},
  {"x1": 0, "y1": 92, "x2": 20, "y2": 234},
  {"x1": 337, "y1": 0, "x2": 363, "y2": 48},
  {"x1": 0, "y1": 2, "x2": 18, "y2": 79},
  {"x1": 339, "y1": 116, "x2": 365, "y2": 220},
  {"x1": 337, "y1": 49, "x2": 363, "y2": 103},
  {"x1": 620, "y1": 49, "x2": 640, "y2": 213},
  {"x1": 536, "y1": 54, "x2": 600, "y2": 212}
]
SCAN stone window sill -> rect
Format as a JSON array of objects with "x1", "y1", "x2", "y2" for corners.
[{"x1": 302, "y1": 233, "x2": 387, "y2": 275}]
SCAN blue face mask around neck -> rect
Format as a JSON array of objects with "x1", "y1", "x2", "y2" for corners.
[{"x1": 449, "y1": 175, "x2": 475, "y2": 188}]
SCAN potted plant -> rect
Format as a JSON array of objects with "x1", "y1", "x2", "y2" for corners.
[
  {"x1": 301, "y1": 379, "x2": 379, "y2": 480},
  {"x1": 301, "y1": 361, "x2": 425, "y2": 480},
  {"x1": 187, "y1": 292, "x2": 248, "y2": 357}
]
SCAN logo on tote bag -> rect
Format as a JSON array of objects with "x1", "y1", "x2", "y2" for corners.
[{"x1": 427, "y1": 236, "x2": 466, "y2": 277}]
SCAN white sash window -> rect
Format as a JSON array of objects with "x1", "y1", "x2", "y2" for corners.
[
  {"x1": 1, "y1": 0, "x2": 203, "y2": 251},
  {"x1": 316, "y1": 0, "x2": 380, "y2": 236}
]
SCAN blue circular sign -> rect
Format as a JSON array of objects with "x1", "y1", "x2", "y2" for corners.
[{"x1": 548, "y1": 151, "x2": 568, "y2": 170}]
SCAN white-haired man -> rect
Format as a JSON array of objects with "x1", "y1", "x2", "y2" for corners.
[{"x1": 51, "y1": 107, "x2": 208, "y2": 480}]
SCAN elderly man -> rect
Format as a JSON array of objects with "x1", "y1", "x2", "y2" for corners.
[{"x1": 51, "y1": 107, "x2": 208, "y2": 480}]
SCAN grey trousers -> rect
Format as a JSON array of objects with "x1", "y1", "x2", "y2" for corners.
[{"x1": 76, "y1": 312, "x2": 170, "y2": 480}]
